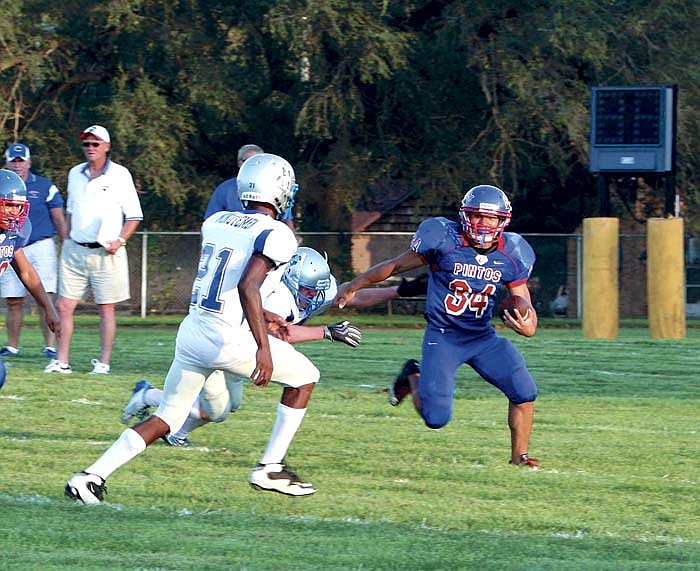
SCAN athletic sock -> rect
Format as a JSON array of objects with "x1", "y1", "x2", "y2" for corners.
[
  {"x1": 84, "y1": 428, "x2": 147, "y2": 480},
  {"x1": 260, "y1": 404, "x2": 307, "y2": 465}
]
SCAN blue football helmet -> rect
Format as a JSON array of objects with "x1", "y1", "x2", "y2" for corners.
[
  {"x1": 0, "y1": 356, "x2": 6, "y2": 390},
  {"x1": 282, "y1": 247, "x2": 332, "y2": 313},
  {"x1": 0, "y1": 169, "x2": 30, "y2": 232},
  {"x1": 238, "y1": 153, "x2": 298, "y2": 215},
  {"x1": 459, "y1": 184, "x2": 512, "y2": 246}
]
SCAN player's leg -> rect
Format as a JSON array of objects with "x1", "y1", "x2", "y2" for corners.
[
  {"x1": 416, "y1": 326, "x2": 465, "y2": 429},
  {"x1": 170, "y1": 370, "x2": 243, "y2": 446},
  {"x1": 468, "y1": 335, "x2": 538, "y2": 465},
  {"x1": 389, "y1": 358, "x2": 421, "y2": 410},
  {"x1": 121, "y1": 380, "x2": 162, "y2": 424},
  {"x1": 66, "y1": 359, "x2": 209, "y2": 503},
  {"x1": 245, "y1": 336, "x2": 320, "y2": 496},
  {"x1": 508, "y1": 401, "x2": 535, "y2": 466}
]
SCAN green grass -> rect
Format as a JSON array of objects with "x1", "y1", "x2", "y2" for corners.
[{"x1": 1, "y1": 318, "x2": 699, "y2": 570}]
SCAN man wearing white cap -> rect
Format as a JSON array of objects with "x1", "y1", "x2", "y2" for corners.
[
  {"x1": 0, "y1": 143, "x2": 68, "y2": 360},
  {"x1": 45, "y1": 125, "x2": 143, "y2": 375}
]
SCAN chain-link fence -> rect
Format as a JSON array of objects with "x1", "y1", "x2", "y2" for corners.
[{"x1": 9, "y1": 231, "x2": 700, "y2": 319}]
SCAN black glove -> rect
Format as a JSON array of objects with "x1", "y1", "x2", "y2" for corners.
[
  {"x1": 396, "y1": 273, "x2": 429, "y2": 297},
  {"x1": 323, "y1": 321, "x2": 362, "y2": 347}
]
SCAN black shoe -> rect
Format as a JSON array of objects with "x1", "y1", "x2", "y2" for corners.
[{"x1": 389, "y1": 359, "x2": 420, "y2": 406}]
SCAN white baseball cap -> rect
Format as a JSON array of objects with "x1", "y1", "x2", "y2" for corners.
[{"x1": 79, "y1": 125, "x2": 111, "y2": 143}]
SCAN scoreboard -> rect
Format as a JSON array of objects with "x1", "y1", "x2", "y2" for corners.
[{"x1": 589, "y1": 86, "x2": 676, "y2": 173}]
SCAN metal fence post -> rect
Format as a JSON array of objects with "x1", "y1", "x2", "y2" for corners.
[
  {"x1": 140, "y1": 231, "x2": 148, "y2": 318},
  {"x1": 576, "y1": 233, "x2": 582, "y2": 319}
]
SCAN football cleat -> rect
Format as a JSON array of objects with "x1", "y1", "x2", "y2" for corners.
[
  {"x1": 44, "y1": 359, "x2": 72, "y2": 374},
  {"x1": 0, "y1": 346, "x2": 19, "y2": 357},
  {"x1": 121, "y1": 380, "x2": 154, "y2": 424},
  {"x1": 161, "y1": 434, "x2": 191, "y2": 447},
  {"x1": 509, "y1": 453, "x2": 540, "y2": 469},
  {"x1": 249, "y1": 462, "x2": 317, "y2": 496},
  {"x1": 65, "y1": 471, "x2": 107, "y2": 504},
  {"x1": 43, "y1": 347, "x2": 57, "y2": 359},
  {"x1": 389, "y1": 359, "x2": 420, "y2": 406}
]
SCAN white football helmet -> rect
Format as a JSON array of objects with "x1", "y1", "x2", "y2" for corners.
[
  {"x1": 237, "y1": 153, "x2": 298, "y2": 215},
  {"x1": 282, "y1": 247, "x2": 332, "y2": 312}
]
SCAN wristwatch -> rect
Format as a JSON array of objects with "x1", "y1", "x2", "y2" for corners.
[{"x1": 118, "y1": 237, "x2": 127, "y2": 246}]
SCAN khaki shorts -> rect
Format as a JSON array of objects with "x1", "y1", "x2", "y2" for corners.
[
  {"x1": 0, "y1": 238, "x2": 58, "y2": 298},
  {"x1": 58, "y1": 239, "x2": 131, "y2": 304}
]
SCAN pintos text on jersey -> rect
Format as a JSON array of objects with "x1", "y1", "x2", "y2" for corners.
[{"x1": 452, "y1": 262, "x2": 502, "y2": 282}]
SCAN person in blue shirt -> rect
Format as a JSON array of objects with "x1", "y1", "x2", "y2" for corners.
[
  {"x1": 0, "y1": 144, "x2": 67, "y2": 359},
  {"x1": 0, "y1": 169, "x2": 61, "y2": 378},
  {"x1": 204, "y1": 144, "x2": 295, "y2": 229},
  {"x1": 335, "y1": 185, "x2": 540, "y2": 468}
]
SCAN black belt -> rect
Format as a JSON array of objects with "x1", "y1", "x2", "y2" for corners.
[{"x1": 74, "y1": 240, "x2": 102, "y2": 249}]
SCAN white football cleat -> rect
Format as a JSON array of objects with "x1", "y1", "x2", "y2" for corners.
[
  {"x1": 121, "y1": 380, "x2": 154, "y2": 424},
  {"x1": 65, "y1": 472, "x2": 107, "y2": 504},
  {"x1": 249, "y1": 462, "x2": 317, "y2": 496}
]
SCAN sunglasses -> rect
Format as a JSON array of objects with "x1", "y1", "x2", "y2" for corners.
[{"x1": 81, "y1": 141, "x2": 101, "y2": 148}]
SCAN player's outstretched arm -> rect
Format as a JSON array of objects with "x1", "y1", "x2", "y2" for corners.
[
  {"x1": 277, "y1": 322, "x2": 362, "y2": 347},
  {"x1": 334, "y1": 250, "x2": 425, "y2": 309}
]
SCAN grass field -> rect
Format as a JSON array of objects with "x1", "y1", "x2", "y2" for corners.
[{"x1": 1, "y1": 316, "x2": 699, "y2": 570}]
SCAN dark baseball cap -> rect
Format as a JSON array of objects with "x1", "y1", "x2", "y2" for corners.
[{"x1": 5, "y1": 143, "x2": 30, "y2": 161}]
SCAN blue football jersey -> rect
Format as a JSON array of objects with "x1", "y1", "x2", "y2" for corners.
[{"x1": 410, "y1": 217, "x2": 535, "y2": 334}]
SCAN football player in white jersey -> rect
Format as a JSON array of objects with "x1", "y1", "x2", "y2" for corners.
[
  {"x1": 65, "y1": 153, "x2": 326, "y2": 502},
  {"x1": 120, "y1": 247, "x2": 363, "y2": 447}
]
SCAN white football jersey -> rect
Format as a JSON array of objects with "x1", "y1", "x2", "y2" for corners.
[
  {"x1": 189, "y1": 210, "x2": 297, "y2": 329},
  {"x1": 263, "y1": 274, "x2": 339, "y2": 325}
]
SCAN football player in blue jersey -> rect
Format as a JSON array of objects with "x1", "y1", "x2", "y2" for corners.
[
  {"x1": 0, "y1": 170, "x2": 61, "y2": 383},
  {"x1": 335, "y1": 184, "x2": 540, "y2": 468}
]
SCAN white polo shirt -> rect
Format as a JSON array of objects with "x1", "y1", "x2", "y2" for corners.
[{"x1": 66, "y1": 159, "x2": 143, "y2": 244}]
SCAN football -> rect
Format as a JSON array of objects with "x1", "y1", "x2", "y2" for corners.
[{"x1": 497, "y1": 294, "x2": 532, "y2": 320}]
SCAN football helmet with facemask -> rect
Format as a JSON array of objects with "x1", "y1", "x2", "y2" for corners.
[
  {"x1": 459, "y1": 184, "x2": 512, "y2": 247},
  {"x1": 0, "y1": 169, "x2": 30, "y2": 232},
  {"x1": 238, "y1": 153, "x2": 298, "y2": 215},
  {"x1": 282, "y1": 247, "x2": 332, "y2": 313}
]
